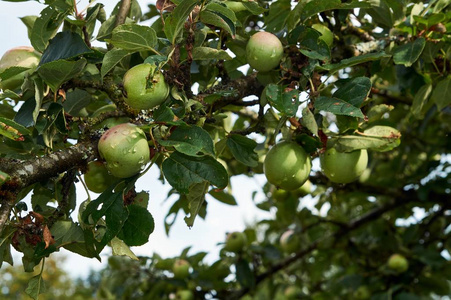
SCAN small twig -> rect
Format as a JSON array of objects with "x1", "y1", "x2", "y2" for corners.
[{"x1": 115, "y1": 0, "x2": 132, "y2": 27}]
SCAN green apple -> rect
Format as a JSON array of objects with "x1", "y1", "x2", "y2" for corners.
[
  {"x1": 272, "y1": 188, "x2": 290, "y2": 201},
  {"x1": 387, "y1": 254, "x2": 409, "y2": 273},
  {"x1": 264, "y1": 141, "x2": 311, "y2": 191},
  {"x1": 224, "y1": 231, "x2": 247, "y2": 253},
  {"x1": 320, "y1": 148, "x2": 368, "y2": 184},
  {"x1": 0, "y1": 46, "x2": 40, "y2": 91},
  {"x1": 354, "y1": 286, "x2": 371, "y2": 299},
  {"x1": 246, "y1": 31, "x2": 284, "y2": 72},
  {"x1": 280, "y1": 229, "x2": 300, "y2": 253},
  {"x1": 175, "y1": 290, "x2": 194, "y2": 300},
  {"x1": 312, "y1": 24, "x2": 334, "y2": 47},
  {"x1": 98, "y1": 123, "x2": 150, "y2": 178},
  {"x1": 173, "y1": 259, "x2": 190, "y2": 279},
  {"x1": 292, "y1": 180, "x2": 312, "y2": 197},
  {"x1": 123, "y1": 63, "x2": 170, "y2": 110},
  {"x1": 84, "y1": 161, "x2": 118, "y2": 193},
  {"x1": 225, "y1": 1, "x2": 247, "y2": 13},
  {"x1": 284, "y1": 286, "x2": 302, "y2": 299}
]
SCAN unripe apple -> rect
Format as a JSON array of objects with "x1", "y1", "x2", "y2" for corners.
[
  {"x1": 292, "y1": 180, "x2": 312, "y2": 197},
  {"x1": 84, "y1": 161, "x2": 118, "y2": 193},
  {"x1": 98, "y1": 123, "x2": 150, "y2": 178},
  {"x1": 123, "y1": 63, "x2": 170, "y2": 110},
  {"x1": 246, "y1": 32, "x2": 284, "y2": 72},
  {"x1": 320, "y1": 148, "x2": 368, "y2": 184},
  {"x1": 173, "y1": 259, "x2": 190, "y2": 279},
  {"x1": 280, "y1": 229, "x2": 300, "y2": 253},
  {"x1": 224, "y1": 231, "x2": 247, "y2": 253},
  {"x1": 264, "y1": 141, "x2": 311, "y2": 191},
  {"x1": 312, "y1": 24, "x2": 334, "y2": 47},
  {"x1": 175, "y1": 289, "x2": 194, "y2": 300},
  {"x1": 284, "y1": 286, "x2": 302, "y2": 299},
  {"x1": 0, "y1": 46, "x2": 40, "y2": 91},
  {"x1": 387, "y1": 254, "x2": 409, "y2": 273}
]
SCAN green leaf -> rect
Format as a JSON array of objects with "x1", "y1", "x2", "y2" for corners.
[
  {"x1": 118, "y1": 205, "x2": 154, "y2": 246},
  {"x1": 107, "y1": 24, "x2": 158, "y2": 52},
  {"x1": 25, "y1": 274, "x2": 47, "y2": 300},
  {"x1": 37, "y1": 58, "x2": 87, "y2": 92},
  {"x1": 333, "y1": 77, "x2": 372, "y2": 107},
  {"x1": 411, "y1": 84, "x2": 433, "y2": 119},
  {"x1": 235, "y1": 259, "x2": 255, "y2": 288},
  {"x1": 209, "y1": 189, "x2": 237, "y2": 205},
  {"x1": 100, "y1": 49, "x2": 134, "y2": 78},
  {"x1": 31, "y1": 6, "x2": 67, "y2": 52},
  {"x1": 0, "y1": 170, "x2": 10, "y2": 187},
  {"x1": 288, "y1": 0, "x2": 373, "y2": 30},
  {"x1": 431, "y1": 76, "x2": 451, "y2": 110},
  {"x1": 266, "y1": 84, "x2": 300, "y2": 116},
  {"x1": 51, "y1": 220, "x2": 98, "y2": 258},
  {"x1": 0, "y1": 117, "x2": 31, "y2": 141},
  {"x1": 264, "y1": 0, "x2": 290, "y2": 33},
  {"x1": 164, "y1": 0, "x2": 199, "y2": 44},
  {"x1": 318, "y1": 52, "x2": 390, "y2": 73},
  {"x1": 184, "y1": 181, "x2": 209, "y2": 228},
  {"x1": 301, "y1": 107, "x2": 318, "y2": 136},
  {"x1": 332, "y1": 125, "x2": 401, "y2": 152},
  {"x1": 393, "y1": 38, "x2": 426, "y2": 67},
  {"x1": 200, "y1": 10, "x2": 236, "y2": 38},
  {"x1": 158, "y1": 124, "x2": 215, "y2": 157},
  {"x1": 226, "y1": 134, "x2": 258, "y2": 167},
  {"x1": 0, "y1": 67, "x2": 30, "y2": 81},
  {"x1": 289, "y1": 26, "x2": 330, "y2": 60},
  {"x1": 82, "y1": 189, "x2": 129, "y2": 248},
  {"x1": 162, "y1": 151, "x2": 228, "y2": 193},
  {"x1": 314, "y1": 96, "x2": 365, "y2": 118},
  {"x1": 242, "y1": 2, "x2": 266, "y2": 15},
  {"x1": 110, "y1": 237, "x2": 138, "y2": 260},
  {"x1": 39, "y1": 31, "x2": 92, "y2": 65},
  {"x1": 63, "y1": 89, "x2": 91, "y2": 115},
  {"x1": 192, "y1": 47, "x2": 232, "y2": 60}
]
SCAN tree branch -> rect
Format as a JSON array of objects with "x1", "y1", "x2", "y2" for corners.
[
  {"x1": 115, "y1": 0, "x2": 132, "y2": 27},
  {"x1": 0, "y1": 140, "x2": 99, "y2": 234}
]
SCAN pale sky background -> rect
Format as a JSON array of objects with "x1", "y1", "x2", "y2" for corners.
[{"x1": 0, "y1": 0, "x2": 278, "y2": 278}]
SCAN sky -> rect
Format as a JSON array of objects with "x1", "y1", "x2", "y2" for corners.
[{"x1": 0, "y1": 0, "x2": 277, "y2": 278}]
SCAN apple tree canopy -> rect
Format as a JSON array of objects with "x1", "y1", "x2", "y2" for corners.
[{"x1": 0, "y1": 0, "x2": 450, "y2": 299}]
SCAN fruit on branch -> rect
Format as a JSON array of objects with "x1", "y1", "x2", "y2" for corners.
[
  {"x1": 173, "y1": 259, "x2": 191, "y2": 279},
  {"x1": 280, "y1": 229, "x2": 300, "y2": 253},
  {"x1": 312, "y1": 24, "x2": 334, "y2": 47},
  {"x1": 175, "y1": 289, "x2": 194, "y2": 300},
  {"x1": 0, "y1": 46, "x2": 40, "y2": 91},
  {"x1": 264, "y1": 141, "x2": 311, "y2": 191},
  {"x1": 224, "y1": 231, "x2": 247, "y2": 253},
  {"x1": 123, "y1": 63, "x2": 170, "y2": 110},
  {"x1": 84, "y1": 161, "x2": 118, "y2": 193},
  {"x1": 272, "y1": 188, "x2": 290, "y2": 201},
  {"x1": 98, "y1": 123, "x2": 150, "y2": 178},
  {"x1": 320, "y1": 148, "x2": 368, "y2": 184},
  {"x1": 387, "y1": 254, "x2": 409, "y2": 273},
  {"x1": 246, "y1": 31, "x2": 284, "y2": 72}
]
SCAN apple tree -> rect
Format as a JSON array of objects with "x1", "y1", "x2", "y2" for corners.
[{"x1": 0, "y1": 0, "x2": 450, "y2": 299}]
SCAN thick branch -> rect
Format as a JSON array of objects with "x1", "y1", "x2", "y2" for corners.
[{"x1": 0, "y1": 140, "x2": 99, "y2": 234}]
